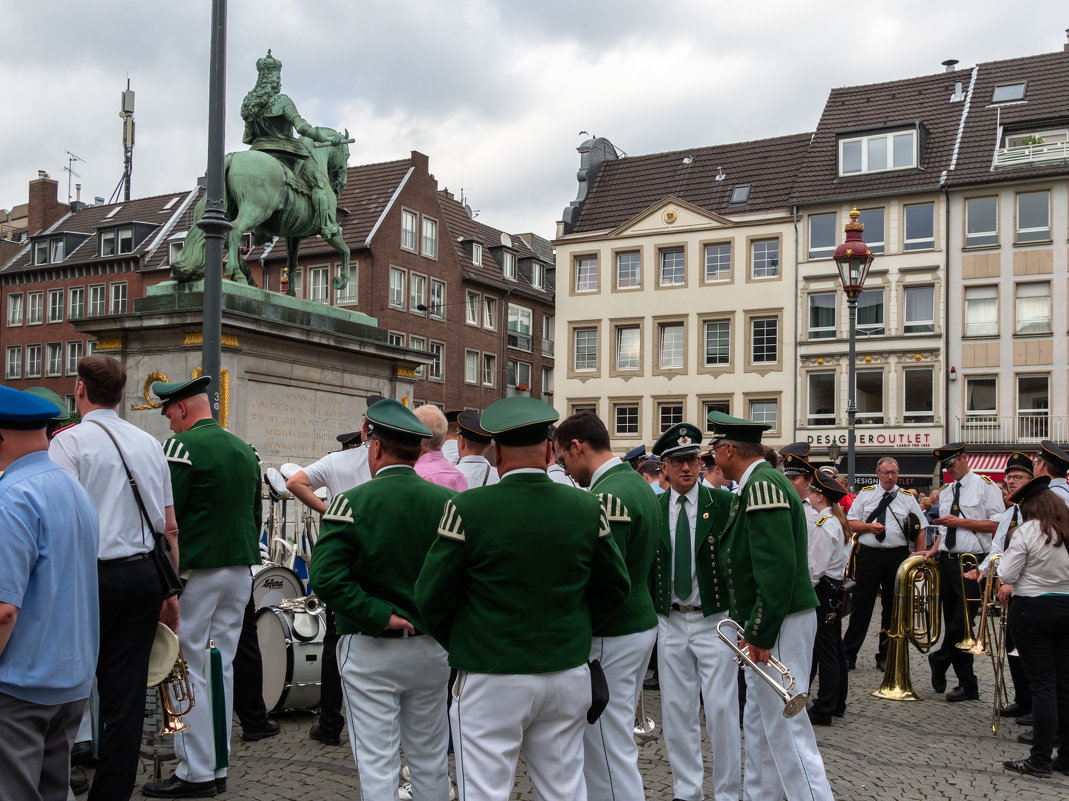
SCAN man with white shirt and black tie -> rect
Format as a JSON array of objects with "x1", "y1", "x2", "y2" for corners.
[
  {"x1": 923, "y1": 442, "x2": 1003, "y2": 702},
  {"x1": 843, "y1": 456, "x2": 925, "y2": 672}
]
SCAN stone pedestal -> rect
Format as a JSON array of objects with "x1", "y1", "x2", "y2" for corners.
[{"x1": 75, "y1": 280, "x2": 427, "y2": 467}]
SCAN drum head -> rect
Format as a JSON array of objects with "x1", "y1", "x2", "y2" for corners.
[
  {"x1": 256, "y1": 608, "x2": 289, "y2": 711},
  {"x1": 146, "y1": 622, "x2": 179, "y2": 687},
  {"x1": 252, "y1": 564, "x2": 304, "y2": 609},
  {"x1": 292, "y1": 610, "x2": 321, "y2": 640}
]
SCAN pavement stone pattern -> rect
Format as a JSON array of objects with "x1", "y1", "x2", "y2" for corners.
[{"x1": 114, "y1": 616, "x2": 1067, "y2": 799}]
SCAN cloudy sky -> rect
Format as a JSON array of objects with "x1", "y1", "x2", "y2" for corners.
[{"x1": 2, "y1": 1, "x2": 1064, "y2": 239}]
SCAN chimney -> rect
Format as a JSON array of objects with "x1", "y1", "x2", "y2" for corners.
[
  {"x1": 1064, "y1": 28, "x2": 1068, "y2": 51},
  {"x1": 941, "y1": 58, "x2": 959, "y2": 72},
  {"x1": 27, "y1": 172, "x2": 67, "y2": 235}
]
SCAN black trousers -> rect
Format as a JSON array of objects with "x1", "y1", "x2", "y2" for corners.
[
  {"x1": 1004, "y1": 614, "x2": 1032, "y2": 709},
  {"x1": 929, "y1": 554, "x2": 979, "y2": 689},
  {"x1": 1010, "y1": 595, "x2": 1069, "y2": 768},
  {"x1": 316, "y1": 608, "x2": 344, "y2": 735},
  {"x1": 842, "y1": 545, "x2": 909, "y2": 664},
  {"x1": 810, "y1": 580, "x2": 848, "y2": 718},
  {"x1": 88, "y1": 557, "x2": 163, "y2": 801},
  {"x1": 233, "y1": 597, "x2": 271, "y2": 728}
]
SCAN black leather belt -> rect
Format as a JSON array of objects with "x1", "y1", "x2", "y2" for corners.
[
  {"x1": 671, "y1": 603, "x2": 702, "y2": 613},
  {"x1": 361, "y1": 628, "x2": 423, "y2": 639},
  {"x1": 98, "y1": 552, "x2": 152, "y2": 567}
]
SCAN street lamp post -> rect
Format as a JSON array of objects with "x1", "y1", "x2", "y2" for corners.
[{"x1": 833, "y1": 208, "x2": 874, "y2": 492}]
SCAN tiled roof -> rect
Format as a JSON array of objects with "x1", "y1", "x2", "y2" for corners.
[
  {"x1": 790, "y1": 70, "x2": 967, "y2": 205},
  {"x1": 570, "y1": 132, "x2": 813, "y2": 234},
  {"x1": 951, "y1": 49, "x2": 1069, "y2": 186},
  {"x1": 1, "y1": 191, "x2": 191, "y2": 275}
]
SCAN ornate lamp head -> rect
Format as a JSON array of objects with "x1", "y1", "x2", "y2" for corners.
[{"x1": 833, "y1": 208, "x2": 874, "y2": 299}]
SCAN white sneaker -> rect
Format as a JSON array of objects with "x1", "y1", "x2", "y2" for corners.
[
  {"x1": 401, "y1": 765, "x2": 411, "y2": 782},
  {"x1": 396, "y1": 779, "x2": 457, "y2": 800}
]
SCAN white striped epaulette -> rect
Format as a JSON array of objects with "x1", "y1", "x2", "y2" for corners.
[
  {"x1": 597, "y1": 493, "x2": 631, "y2": 525},
  {"x1": 250, "y1": 444, "x2": 263, "y2": 468},
  {"x1": 323, "y1": 494, "x2": 353, "y2": 524},
  {"x1": 816, "y1": 514, "x2": 829, "y2": 526},
  {"x1": 745, "y1": 480, "x2": 790, "y2": 513},
  {"x1": 437, "y1": 499, "x2": 466, "y2": 541},
  {"x1": 162, "y1": 438, "x2": 191, "y2": 466}
]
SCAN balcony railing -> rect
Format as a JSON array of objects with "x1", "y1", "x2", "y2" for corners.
[
  {"x1": 994, "y1": 141, "x2": 1069, "y2": 169},
  {"x1": 506, "y1": 331, "x2": 532, "y2": 351},
  {"x1": 952, "y1": 415, "x2": 1068, "y2": 444}
]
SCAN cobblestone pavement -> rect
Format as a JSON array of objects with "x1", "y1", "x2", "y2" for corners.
[{"x1": 117, "y1": 616, "x2": 1068, "y2": 800}]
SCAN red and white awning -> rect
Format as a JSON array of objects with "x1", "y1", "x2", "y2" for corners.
[{"x1": 966, "y1": 453, "x2": 1009, "y2": 473}]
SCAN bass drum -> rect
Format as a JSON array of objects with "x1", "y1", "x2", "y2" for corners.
[
  {"x1": 256, "y1": 604, "x2": 325, "y2": 711},
  {"x1": 252, "y1": 564, "x2": 304, "y2": 609}
]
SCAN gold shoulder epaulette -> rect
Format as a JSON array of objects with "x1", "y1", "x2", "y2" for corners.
[
  {"x1": 859, "y1": 484, "x2": 876, "y2": 491},
  {"x1": 980, "y1": 474, "x2": 994, "y2": 484},
  {"x1": 816, "y1": 514, "x2": 829, "y2": 526},
  {"x1": 939, "y1": 482, "x2": 949, "y2": 491},
  {"x1": 900, "y1": 488, "x2": 912, "y2": 494}
]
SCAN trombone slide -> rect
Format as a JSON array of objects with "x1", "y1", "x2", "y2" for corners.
[{"x1": 715, "y1": 618, "x2": 809, "y2": 718}]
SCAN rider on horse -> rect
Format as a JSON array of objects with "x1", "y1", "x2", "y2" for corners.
[{"x1": 240, "y1": 51, "x2": 346, "y2": 242}]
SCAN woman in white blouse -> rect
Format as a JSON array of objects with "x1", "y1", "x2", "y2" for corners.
[
  {"x1": 806, "y1": 471, "x2": 851, "y2": 726},
  {"x1": 997, "y1": 475, "x2": 1069, "y2": 777}
]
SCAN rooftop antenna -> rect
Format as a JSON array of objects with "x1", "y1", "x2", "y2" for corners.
[
  {"x1": 64, "y1": 151, "x2": 85, "y2": 202},
  {"x1": 459, "y1": 152, "x2": 477, "y2": 218},
  {"x1": 110, "y1": 79, "x2": 135, "y2": 203}
]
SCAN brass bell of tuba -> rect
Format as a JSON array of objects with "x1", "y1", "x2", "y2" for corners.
[{"x1": 872, "y1": 554, "x2": 941, "y2": 701}]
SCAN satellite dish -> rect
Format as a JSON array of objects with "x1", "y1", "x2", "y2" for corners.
[{"x1": 500, "y1": 233, "x2": 512, "y2": 248}]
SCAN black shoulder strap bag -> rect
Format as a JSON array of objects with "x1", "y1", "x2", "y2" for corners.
[{"x1": 89, "y1": 420, "x2": 184, "y2": 598}]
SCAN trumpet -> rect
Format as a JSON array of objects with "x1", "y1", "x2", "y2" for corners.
[
  {"x1": 715, "y1": 618, "x2": 809, "y2": 718},
  {"x1": 955, "y1": 553, "x2": 982, "y2": 651},
  {"x1": 157, "y1": 647, "x2": 195, "y2": 737}
]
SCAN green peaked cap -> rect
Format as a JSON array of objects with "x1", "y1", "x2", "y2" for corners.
[
  {"x1": 707, "y1": 410, "x2": 770, "y2": 444},
  {"x1": 480, "y1": 396, "x2": 559, "y2": 446},
  {"x1": 652, "y1": 422, "x2": 703, "y2": 458},
  {"x1": 365, "y1": 398, "x2": 431, "y2": 445},
  {"x1": 151, "y1": 376, "x2": 211, "y2": 413}
]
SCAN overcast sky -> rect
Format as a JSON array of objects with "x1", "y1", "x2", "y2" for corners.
[{"x1": 2, "y1": 1, "x2": 1065, "y2": 239}]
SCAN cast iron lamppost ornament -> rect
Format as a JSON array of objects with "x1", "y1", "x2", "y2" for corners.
[{"x1": 833, "y1": 208, "x2": 874, "y2": 491}]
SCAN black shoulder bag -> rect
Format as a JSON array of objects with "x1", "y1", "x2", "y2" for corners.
[{"x1": 90, "y1": 420, "x2": 183, "y2": 598}]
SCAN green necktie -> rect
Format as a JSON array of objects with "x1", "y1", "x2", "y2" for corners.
[{"x1": 674, "y1": 495, "x2": 692, "y2": 599}]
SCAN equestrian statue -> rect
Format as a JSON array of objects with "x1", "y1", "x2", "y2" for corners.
[{"x1": 171, "y1": 51, "x2": 352, "y2": 295}]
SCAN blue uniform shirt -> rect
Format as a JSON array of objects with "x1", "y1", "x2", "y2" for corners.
[{"x1": 0, "y1": 451, "x2": 100, "y2": 705}]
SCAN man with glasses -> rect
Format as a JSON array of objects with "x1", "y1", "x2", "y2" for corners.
[
  {"x1": 649, "y1": 423, "x2": 737, "y2": 801},
  {"x1": 844, "y1": 456, "x2": 925, "y2": 672},
  {"x1": 924, "y1": 442, "x2": 1002, "y2": 702}
]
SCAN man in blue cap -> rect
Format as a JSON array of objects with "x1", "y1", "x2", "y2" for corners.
[
  {"x1": 0, "y1": 385, "x2": 100, "y2": 801},
  {"x1": 311, "y1": 399, "x2": 456, "y2": 801},
  {"x1": 416, "y1": 397, "x2": 630, "y2": 801},
  {"x1": 709, "y1": 410, "x2": 833, "y2": 801}
]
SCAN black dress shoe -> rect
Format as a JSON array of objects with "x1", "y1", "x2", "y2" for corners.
[
  {"x1": 310, "y1": 724, "x2": 342, "y2": 746},
  {"x1": 945, "y1": 686, "x2": 979, "y2": 702},
  {"x1": 1052, "y1": 756, "x2": 1069, "y2": 775},
  {"x1": 1003, "y1": 757, "x2": 1052, "y2": 777},
  {"x1": 1000, "y1": 702, "x2": 1029, "y2": 718},
  {"x1": 643, "y1": 676, "x2": 660, "y2": 691},
  {"x1": 1016, "y1": 730, "x2": 1062, "y2": 747},
  {"x1": 71, "y1": 740, "x2": 95, "y2": 766},
  {"x1": 928, "y1": 656, "x2": 947, "y2": 694},
  {"x1": 808, "y1": 710, "x2": 833, "y2": 726},
  {"x1": 875, "y1": 657, "x2": 887, "y2": 672},
  {"x1": 70, "y1": 766, "x2": 89, "y2": 795},
  {"x1": 142, "y1": 775, "x2": 218, "y2": 798},
  {"x1": 1017, "y1": 712, "x2": 1034, "y2": 727},
  {"x1": 241, "y1": 719, "x2": 280, "y2": 742},
  {"x1": 845, "y1": 658, "x2": 856, "y2": 671},
  {"x1": 215, "y1": 778, "x2": 226, "y2": 794}
]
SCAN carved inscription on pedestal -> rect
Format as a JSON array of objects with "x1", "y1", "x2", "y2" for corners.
[{"x1": 245, "y1": 382, "x2": 358, "y2": 462}]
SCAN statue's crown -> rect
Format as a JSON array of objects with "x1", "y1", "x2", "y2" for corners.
[{"x1": 256, "y1": 50, "x2": 282, "y2": 75}]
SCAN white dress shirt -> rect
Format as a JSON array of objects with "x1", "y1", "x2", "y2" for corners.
[
  {"x1": 997, "y1": 519, "x2": 1069, "y2": 596},
  {"x1": 848, "y1": 483, "x2": 926, "y2": 548},
  {"x1": 936, "y1": 470, "x2": 1004, "y2": 555},
  {"x1": 49, "y1": 408, "x2": 173, "y2": 559},
  {"x1": 808, "y1": 510, "x2": 847, "y2": 584},
  {"x1": 302, "y1": 445, "x2": 372, "y2": 499},
  {"x1": 456, "y1": 455, "x2": 500, "y2": 488},
  {"x1": 668, "y1": 482, "x2": 701, "y2": 607}
]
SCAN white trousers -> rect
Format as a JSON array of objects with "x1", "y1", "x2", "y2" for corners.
[
  {"x1": 583, "y1": 627, "x2": 657, "y2": 801},
  {"x1": 337, "y1": 633, "x2": 451, "y2": 801},
  {"x1": 451, "y1": 666, "x2": 590, "y2": 801},
  {"x1": 658, "y1": 609, "x2": 741, "y2": 801},
  {"x1": 174, "y1": 566, "x2": 250, "y2": 783},
  {"x1": 741, "y1": 609, "x2": 833, "y2": 801}
]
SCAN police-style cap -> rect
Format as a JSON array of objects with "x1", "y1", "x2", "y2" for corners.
[
  {"x1": 652, "y1": 423, "x2": 703, "y2": 459},
  {"x1": 365, "y1": 398, "x2": 431, "y2": 445},
  {"x1": 336, "y1": 431, "x2": 362, "y2": 447},
  {"x1": 810, "y1": 471, "x2": 848, "y2": 503},
  {"x1": 779, "y1": 442, "x2": 812, "y2": 458},
  {"x1": 24, "y1": 387, "x2": 71, "y2": 421},
  {"x1": 457, "y1": 410, "x2": 492, "y2": 444},
  {"x1": 933, "y1": 442, "x2": 966, "y2": 470},
  {"x1": 481, "y1": 396, "x2": 559, "y2": 446},
  {"x1": 701, "y1": 450, "x2": 716, "y2": 468},
  {"x1": 782, "y1": 453, "x2": 815, "y2": 476},
  {"x1": 1005, "y1": 451, "x2": 1034, "y2": 476},
  {"x1": 152, "y1": 376, "x2": 211, "y2": 413},
  {"x1": 623, "y1": 444, "x2": 647, "y2": 463},
  {"x1": 1009, "y1": 474, "x2": 1051, "y2": 506},
  {"x1": 365, "y1": 394, "x2": 387, "y2": 408},
  {"x1": 444, "y1": 409, "x2": 464, "y2": 424},
  {"x1": 707, "y1": 410, "x2": 770, "y2": 444},
  {"x1": 0, "y1": 384, "x2": 62, "y2": 429},
  {"x1": 1038, "y1": 440, "x2": 1069, "y2": 473}
]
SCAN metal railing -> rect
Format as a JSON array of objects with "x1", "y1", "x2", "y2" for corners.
[
  {"x1": 994, "y1": 141, "x2": 1069, "y2": 169},
  {"x1": 952, "y1": 415, "x2": 1068, "y2": 444}
]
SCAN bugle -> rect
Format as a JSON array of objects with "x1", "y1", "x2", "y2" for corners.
[{"x1": 715, "y1": 618, "x2": 808, "y2": 718}]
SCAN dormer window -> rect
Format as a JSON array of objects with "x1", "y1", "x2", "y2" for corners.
[
  {"x1": 34, "y1": 240, "x2": 48, "y2": 265},
  {"x1": 100, "y1": 226, "x2": 134, "y2": 257},
  {"x1": 502, "y1": 251, "x2": 516, "y2": 280},
  {"x1": 32, "y1": 237, "x2": 67, "y2": 265},
  {"x1": 992, "y1": 82, "x2": 1025, "y2": 103},
  {"x1": 531, "y1": 261, "x2": 544, "y2": 289},
  {"x1": 472, "y1": 242, "x2": 482, "y2": 266},
  {"x1": 838, "y1": 128, "x2": 917, "y2": 176}
]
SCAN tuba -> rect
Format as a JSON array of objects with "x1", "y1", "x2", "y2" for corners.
[{"x1": 872, "y1": 554, "x2": 941, "y2": 701}]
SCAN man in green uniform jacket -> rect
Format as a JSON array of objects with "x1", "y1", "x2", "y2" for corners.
[
  {"x1": 310, "y1": 398, "x2": 455, "y2": 801},
  {"x1": 415, "y1": 397, "x2": 630, "y2": 801},
  {"x1": 554, "y1": 411, "x2": 660, "y2": 801},
  {"x1": 709, "y1": 411, "x2": 832, "y2": 801},
  {"x1": 144, "y1": 377, "x2": 261, "y2": 800}
]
